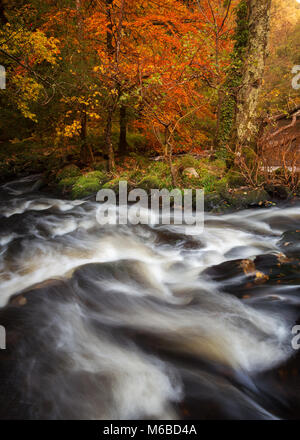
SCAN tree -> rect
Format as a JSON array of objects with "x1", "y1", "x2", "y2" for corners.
[
  {"x1": 233, "y1": 0, "x2": 272, "y2": 150},
  {"x1": 217, "y1": 0, "x2": 249, "y2": 151}
]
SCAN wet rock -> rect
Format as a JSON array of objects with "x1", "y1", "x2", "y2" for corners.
[
  {"x1": 203, "y1": 258, "x2": 253, "y2": 291},
  {"x1": 265, "y1": 184, "x2": 291, "y2": 200},
  {"x1": 204, "y1": 192, "x2": 227, "y2": 212},
  {"x1": 203, "y1": 257, "x2": 276, "y2": 296},
  {"x1": 155, "y1": 228, "x2": 203, "y2": 250},
  {"x1": 254, "y1": 253, "x2": 300, "y2": 285},
  {"x1": 278, "y1": 230, "x2": 300, "y2": 258},
  {"x1": 224, "y1": 188, "x2": 269, "y2": 210}
]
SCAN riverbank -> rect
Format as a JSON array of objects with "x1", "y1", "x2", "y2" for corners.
[{"x1": 1, "y1": 140, "x2": 299, "y2": 213}]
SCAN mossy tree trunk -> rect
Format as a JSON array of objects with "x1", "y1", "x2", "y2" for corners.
[
  {"x1": 233, "y1": 0, "x2": 271, "y2": 150},
  {"x1": 217, "y1": 0, "x2": 249, "y2": 151}
]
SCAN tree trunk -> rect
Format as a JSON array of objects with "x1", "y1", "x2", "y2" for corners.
[
  {"x1": 214, "y1": 87, "x2": 223, "y2": 150},
  {"x1": 105, "y1": 109, "x2": 115, "y2": 172},
  {"x1": 0, "y1": 0, "x2": 7, "y2": 25},
  {"x1": 105, "y1": 0, "x2": 115, "y2": 171},
  {"x1": 119, "y1": 105, "x2": 128, "y2": 155},
  {"x1": 233, "y1": 0, "x2": 272, "y2": 150},
  {"x1": 80, "y1": 108, "x2": 94, "y2": 163},
  {"x1": 106, "y1": 0, "x2": 114, "y2": 57},
  {"x1": 164, "y1": 126, "x2": 177, "y2": 187}
]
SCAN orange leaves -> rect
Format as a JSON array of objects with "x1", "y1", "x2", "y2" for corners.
[{"x1": 28, "y1": 0, "x2": 237, "y2": 155}]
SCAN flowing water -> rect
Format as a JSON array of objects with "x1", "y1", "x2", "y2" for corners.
[{"x1": 0, "y1": 176, "x2": 300, "y2": 420}]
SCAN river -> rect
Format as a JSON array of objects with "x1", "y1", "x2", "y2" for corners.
[{"x1": 0, "y1": 175, "x2": 300, "y2": 420}]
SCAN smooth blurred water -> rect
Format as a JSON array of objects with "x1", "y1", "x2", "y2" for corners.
[{"x1": 0, "y1": 176, "x2": 299, "y2": 420}]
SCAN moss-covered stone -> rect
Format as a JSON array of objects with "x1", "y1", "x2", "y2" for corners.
[
  {"x1": 56, "y1": 164, "x2": 81, "y2": 181},
  {"x1": 204, "y1": 192, "x2": 228, "y2": 212},
  {"x1": 71, "y1": 171, "x2": 106, "y2": 199},
  {"x1": 139, "y1": 175, "x2": 171, "y2": 191},
  {"x1": 224, "y1": 188, "x2": 269, "y2": 209},
  {"x1": 227, "y1": 169, "x2": 246, "y2": 188}
]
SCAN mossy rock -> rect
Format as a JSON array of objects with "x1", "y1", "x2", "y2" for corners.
[
  {"x1": 227, "y1": 169, "x2": 246, "y2": 188},
  {"x1": 57, "y1": 176, "x2": 78, "y2": 190},
  {"x1": 102, "y1": 178, "x2": 124, "y2": 194},
  {"x1": 71, "y1": 171, "x2": 106, "y2": 199},
  {"x1": 175, "y1": 154, "x2": 199, "y2": 170},
  {"x1": 264, "y1": 184, "x2": 292, "y2": 200},
  {"x1": 224, "y1": 188, "x2": 269, "y2": 209},
  {"x1": 139, "y1": 175, "x2": 171, "y2": 191},
  {"x1": 203, "y1": 192, "x2": 227, "y2": 212},
  {"x1": 56, "y1": 164, "x2": 81, "y2": 182}
]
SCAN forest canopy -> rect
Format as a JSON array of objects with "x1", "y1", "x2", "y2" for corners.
[{"x1": 0, "y1": 0, "x2": 299, "y2": 200}]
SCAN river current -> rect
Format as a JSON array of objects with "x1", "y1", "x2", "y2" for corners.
[{"x1": 0, "y1": 176, "x2": 300, "y2": 420}]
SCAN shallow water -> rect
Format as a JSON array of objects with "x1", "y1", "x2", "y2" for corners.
[{"x1": 0, "y1": 176, "x2": 300, "y2": 420}]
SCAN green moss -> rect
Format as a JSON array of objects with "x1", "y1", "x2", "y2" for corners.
[
  {"x1": 148, "y1": 161, "x2": 169, "y2": 176},
  {"x1": 102, "y1": 178, "x2": 123, "y2": 194},
  {"x1": 71, "y1": 171, "x2": 106, "y2": 199},
  {"x1": 56, "y1": 164, "x2": 81, "y2": 181},
  {"x1": 129, "y1": 153, "x2": 150, "y2": 168},
  {"x1": 174, "y1": 154, "x2": 199, "y2": 170},
  {"x1": 214, "y1": 159, "x2": 227, "y2": 171},
  {"x1": 227, "y1": 169, "x2": 246, "y2": 187},
  {"x1": 139, "y1": 174, "x2": 171, "y2": 191},
  {"x1": 224, "y1": 188, "x2": 269, "y2": 208},
  {"x1": 57, "y1": 176, "x2": 78, "y2": 189}
]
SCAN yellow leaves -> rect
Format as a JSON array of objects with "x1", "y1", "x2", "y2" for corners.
[
  {"x1": 11, "y1": 75, "x2": 43, "y2": 121},
  {"x1": 240, "y1": 259, "x2": 269, "y2": 285},
  {"x1": 57, "y1": 120, "x2": 81, "y2": 139},
  {"x1": 255, "y1": 271, "x2": 269, "y2": 283},
  {"x1": 93, "y1": 65, "x2": 105, "y2": 74},
  {"x1": 110, "y1": 88, "x2": 119, "y2": 96},
  {"x1": 240, "y1": 259, "x2": 256, "y2": 275},
  {"x1": 27, "y1": 30, "x2": 60, "y2": 65},
  {"x1": 87, "y1": 112, "x2": 100, "y2": 120}
]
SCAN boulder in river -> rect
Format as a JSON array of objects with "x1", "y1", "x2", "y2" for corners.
[{"x1": 277, "y1": 230, "x2": 300, "y2": 258}]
